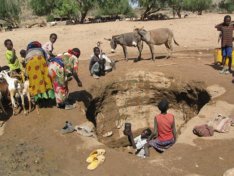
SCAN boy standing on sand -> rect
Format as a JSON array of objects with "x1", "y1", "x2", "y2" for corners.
[{"x1": 215, "y1": 15, "x2": 234, "y2": 75}]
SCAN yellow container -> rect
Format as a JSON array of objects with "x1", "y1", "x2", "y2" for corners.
[{"x1": 214, "y1": 48, "x2": 234, "y2": 67}]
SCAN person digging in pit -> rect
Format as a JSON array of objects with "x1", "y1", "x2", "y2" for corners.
[{"x1": 123, "y1": 124, "x2": 152, "y2": 158}]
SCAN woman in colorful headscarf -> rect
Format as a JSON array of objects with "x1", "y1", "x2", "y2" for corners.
[
  {"x1": 25, "y1": 41, "x2": 55, "y2": 103},
  {"x1": 48, "y1": 48, "x2": 82, "y2": 110}
]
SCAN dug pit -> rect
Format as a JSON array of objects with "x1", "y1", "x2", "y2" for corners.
[{"x1": 87, "y1": 71, "x2": 211, "y2": 148}]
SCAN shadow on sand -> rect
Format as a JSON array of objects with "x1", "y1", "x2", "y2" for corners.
[{"x1": 68, "y1": 90, "x2": 97, "y2": 125}]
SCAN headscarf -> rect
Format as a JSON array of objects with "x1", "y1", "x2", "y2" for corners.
[
  {"x1": 27, "y1": 41, "x2": 42, "y2": 50},
  {"x1": 25, "y1": 41, "x2": 47, "y2": 62},
  {"x1": 68, "y1": 48, "x2": 80, "y2": 58}
]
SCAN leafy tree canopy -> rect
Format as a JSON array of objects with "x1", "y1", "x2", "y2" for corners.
[
  {"x1": 183, "y1": 0, "x2": 212, "y2": 15},
  {"x1": 0, "y1": 0, "x2": 21, "y2": 26},
  {"x1": 97, "y1": 0, "x2": 134, "y2": 17},
  {"x1": 219, "y1": 0, "x2": 234, "y2": 13}
]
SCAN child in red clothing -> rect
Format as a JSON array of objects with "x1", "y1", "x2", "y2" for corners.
[{"x1": 144, "y1": 98, "x2": 176, "y2": 157}]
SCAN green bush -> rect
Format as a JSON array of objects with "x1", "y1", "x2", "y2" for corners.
[
  {"x1": 183, "y1": 0, "x2": 212, "y2": 15},
  {"x1": 219, "y1": 0, "x2": 234, "y2": 13},
  {"x1": 0, "y1": 0, "x2": 21, "y2": 25},
  {"x1": 46, "y1": 15, "x2": 54, "y2": 22}
]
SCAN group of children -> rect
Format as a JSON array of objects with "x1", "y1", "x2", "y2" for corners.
[
  {"x1": 3, "y1": 33, "x2": 57, "y2": 76},
  {"x1": 215, "y1": 15, "x2": 234, "y2": 83},
  {"x1": 3, "y1": 33, "x2": 113, "y2": 81}
]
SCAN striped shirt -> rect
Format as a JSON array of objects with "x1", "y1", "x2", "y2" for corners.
[{"x1": 215, "y1": 23, "x2": 234, "y2": 47}]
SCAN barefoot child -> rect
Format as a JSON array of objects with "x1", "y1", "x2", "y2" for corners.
[
  {"x1": 215, "y1": 15, "x2": 234, "y2": 74},
  {"x1": 4, "y1": 39, "x2": 22, "y2": 75}
]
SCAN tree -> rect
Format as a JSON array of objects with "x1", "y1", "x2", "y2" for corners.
[
  {"x1": 53, "y1": 0, "x2": 79, "y2": 20},
  {"x1": 30, "y1": 0, "x2": 82, "y2": 22},
  {"x1": 167, "y1": 0, "x2": 183, "y2": 18},
  {"x1": 30, "y1": 0, "x2": 55, "y2": 16},
  {"x1": 219, "y1": 0, "x2": 234, "y2": 13},
  {"x1": 0, "y1": 0, "x2": 21, "y2": 26},
  {"x1": 131, "y1": 0, "x2": 166, "y2": 20},
  {"x1": 97, "y1": 0, "x2": 134, "y2": 17},
  {"x1": 77, "y1": 0, "x2": 97, "y2": 23},
  {"x1": 183, "y1": 0, "x2": 212, "y2": 15}
]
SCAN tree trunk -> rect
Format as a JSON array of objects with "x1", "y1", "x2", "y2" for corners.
[
  {"x1": 80, "y1": 10, "x2": 88, "y2": 24},
  {"x1": 172, "y1": 7, "x2": 176, "y2": 18},
  {"x1": 141, "y1": 6, "x2": 150, "y2": 20},
  {"x1": 198, "y1": 10, "x2": 203, "y2": 15},
  {"x1": 140, "y1": 8, "x2": 161, "y2": 20},
  {"x1": 176, "y1": 7, "x2": 182, "y2": 18}
]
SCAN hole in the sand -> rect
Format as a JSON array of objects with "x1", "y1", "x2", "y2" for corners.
[{"x1": 86, "y1": 72, "x2": 211, "y2": 149}]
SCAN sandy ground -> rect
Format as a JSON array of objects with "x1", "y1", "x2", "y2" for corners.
[
  {"x1": 1, "y1": 13, "x2": 234, "y2": 176},
  {"x1": 0, "y1": 13, "x2": 228, "y2": 65}
]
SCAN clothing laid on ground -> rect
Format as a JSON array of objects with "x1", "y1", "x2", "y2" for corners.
[
  {"x1": 5, "y1": 50, "x2": 21, "y2": 71},
  {"x1": 25, "y1": 47, "x2": 55, "y2": 102},
  {"x1": 48, "y1": 52, "x2": 79, "y2": 105}
]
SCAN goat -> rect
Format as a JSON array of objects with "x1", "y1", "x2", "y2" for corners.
[
  {"x1": 0, "y1": 76, "x2": 9, "y2": 115},
  {"x1": 0, "y1": 71, "x2": 31, "y2": 115},
  {"x1": 0, "y1": 92, "x2": 7, "y2": 115}
]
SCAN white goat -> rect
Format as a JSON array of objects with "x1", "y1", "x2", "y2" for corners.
[{"x1": 0, "y1": 71, "x2": 31, "y2": 115}]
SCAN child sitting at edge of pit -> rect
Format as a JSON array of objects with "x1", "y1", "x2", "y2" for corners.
[
  {"x1": 215, "y1": 15, "x2": 234, "y2": 75},
  {"x1": 4, "y1": 39, "x2": 22, "y2": 75},
  {"x1": 144, "y1": 98, "x2": 176, "y2": 157}
]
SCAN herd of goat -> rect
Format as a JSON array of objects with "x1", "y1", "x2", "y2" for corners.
[{"x1": 0, "y1": 70, "x2": 32, "y2": 116}]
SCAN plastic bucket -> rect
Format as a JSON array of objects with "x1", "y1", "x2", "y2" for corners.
[{"x1": 214, "y1": 48, "x2": 234, "y2": 67}]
